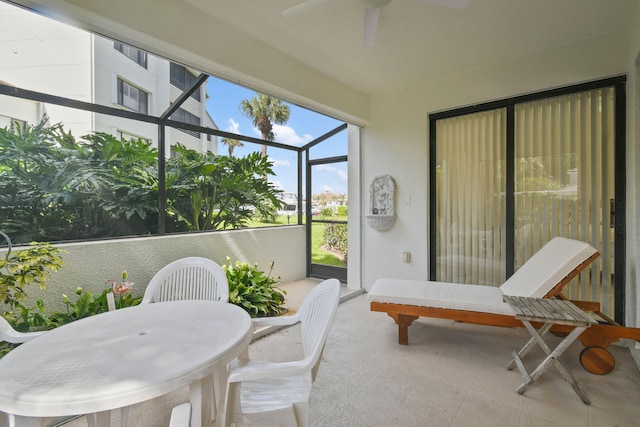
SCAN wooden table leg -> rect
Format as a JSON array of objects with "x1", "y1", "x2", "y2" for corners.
[
  {"x1": 507, "y1": 322, "x2": 553, "y2": 371},
  {"x1": 515, "y1": 321, "x2": 590, "y2": 405}
]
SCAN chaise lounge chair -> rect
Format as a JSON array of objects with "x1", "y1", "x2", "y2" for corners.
[{"x1": 368, "y1": 237, "x2": 640, "y2": 374}]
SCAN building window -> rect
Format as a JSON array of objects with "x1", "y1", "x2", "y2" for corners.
[
  {"x1": 117, "y1": 78, "x2": 149, "y2": 114},
  {"x1": 171, "y1": 108, "x2": 200, "y2": 138},
  {"x1": 10, "y1": 118, "x2": 26, "y2": 131},
  {"x1": 114, "y1": 41, "x2": 147, "y2": 68},
  {"x1": 117, "y1": 130, "x2": 150, "y2": 144},
  {"x1": 170, "y1": 145, "x2": 179, "y2": 159},
  {"x1": 170, "y1": 63, "x2": 201, "y2": 102}
]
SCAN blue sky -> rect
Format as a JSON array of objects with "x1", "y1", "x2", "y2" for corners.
[{"x1": 205, "y1": 77, "x2": 348, "y2": 197}]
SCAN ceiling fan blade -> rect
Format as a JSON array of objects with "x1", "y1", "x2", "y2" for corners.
[
  {"x1": 363, "y1": 8, "x2": 380, "y2": 47},
  {"x1": 281, "y1": 0, "x2": 332, "y2": 17},
  {"x1": 419, "y1": 0, "x2": 471, "y2": 9}
]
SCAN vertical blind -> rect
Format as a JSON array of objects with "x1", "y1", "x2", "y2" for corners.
[
  {"x1": 435, "y1": 109, "x2": 507, "y2": 286},
  {"x1": 515, "y1": 88, "x2": 615, "y2": 315},
  {"x1": 433, "y1": 86, "x2": 617, "y2": 317}
]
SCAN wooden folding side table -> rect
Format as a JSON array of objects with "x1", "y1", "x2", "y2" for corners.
[{"x1": 503, "y1": 295, "x2": 595, "y2": 405}]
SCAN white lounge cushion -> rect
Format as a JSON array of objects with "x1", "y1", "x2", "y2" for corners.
[
  {"x1": 499, "y1": 237, "x2": 597, "y2": 298},
  {"x1": 368, "y1": 237, "x2": 597, "y2": 315},
  {"x1": 368, "y1": 279, "x2": 514, "y2": 315}
]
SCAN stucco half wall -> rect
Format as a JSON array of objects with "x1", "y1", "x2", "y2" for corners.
[{"x1": 1, "y1": 226, "x2": 306, "y2": 313}]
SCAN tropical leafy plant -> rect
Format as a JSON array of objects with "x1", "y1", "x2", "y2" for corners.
[
  {"x1": 0, "y1": 119, "x2": 158, "y2": 243},
  {"x1": 240, "y1": 93, "x2": 291, "y2": 157},
  {"x1": 223, "y1": 257, "x2": 287, "y2": 318},
  {"x1": 47, "y1": 285, "x2": 141, "y2": 327},
  {"x1": 1, "y1": 268, "x2": 142, "y2": 358},
  {"x1": 0, "y1": 341, "x2": 16, "y2": 358},
  {"x1": 220, "y1": 137, "x2": 244, "y2": 156},
  {"x1": 0, "y1": 241, "x2": 65, "y2": 320},
  {"x1": 1, "y1": 120, "x2": 286, "y2": 243},
  {"x1": 1, "y1": 239, "x2": 63, "y2": 356},
  {"x1": 165, "y1": 145, "x2": 283, "y2": 231}
]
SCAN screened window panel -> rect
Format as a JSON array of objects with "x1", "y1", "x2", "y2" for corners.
[{"x1": 435, "y1": 109, "x2": 507, "y2": 286}]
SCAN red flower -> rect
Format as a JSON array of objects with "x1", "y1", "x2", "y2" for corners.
[{"x1": 113, "y1": 281, "x2": 133, "y2": 295}]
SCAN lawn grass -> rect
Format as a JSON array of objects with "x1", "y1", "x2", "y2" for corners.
[
  {"x1": 247, "y1": 215, "x2": 347, "y2": 267},
  {"x1": 311, "y1": 222, "x2": 346, "y2": 267}
]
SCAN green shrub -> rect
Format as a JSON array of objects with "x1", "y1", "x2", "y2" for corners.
[
  {"x1": 0, "y1": 237, "x2": 139, "y2": 359},
  {"x1": 47, "y1": 285, "x2": 141, "y2": 327},
  {"x1": 337, "y1": 206, "x2": 348, "y2": 217},
  {"x1": 323, "y1": 223, "x2": 348, "y2": 262},
  {"x1": 320, "y1": 207, "x2": 333, "y2": 217},
  {"x1": 0, "y1": 241, "x2": 65, "y2": 321},
  {"x1": 254, "y1": 200, "x2": 280, "y2": 223},
  {"x1": 223, "y1": 257, "x2": 287, "y2": 318}
]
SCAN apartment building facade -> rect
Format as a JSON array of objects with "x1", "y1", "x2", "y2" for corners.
[{"x1": 0, "y1": 2, "x2": 217, "y2": 155}]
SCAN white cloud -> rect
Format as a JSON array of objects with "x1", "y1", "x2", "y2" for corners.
[
  {"x1": 315, "y1": 164, "x2": 337, "y2": 172},
  {"x1": 249, "y1": 124, "x2": 312, "y2": 147},
  {"x1": 225, "y1": 118, "x2": 240, "y2": 134},
  {"x1": 272, "y1": 125, "x2": 313, "y2": 146},
  {"x1": 272, "y1": 159, "x2": 290, "y2": 167}
]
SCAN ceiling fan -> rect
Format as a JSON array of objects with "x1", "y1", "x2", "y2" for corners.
[{"x1": 281, "y1": 0, "x2": 471, "y2": 46}]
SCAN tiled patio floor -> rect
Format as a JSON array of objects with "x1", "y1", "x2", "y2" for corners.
[{"x1": 61, "y1": 280, "x2": 640, "y2": 426}]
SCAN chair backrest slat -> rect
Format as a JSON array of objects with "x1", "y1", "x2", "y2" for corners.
[
  {"x1": 297, "y1": 279, "x2": 341, "y2": 376},
  {"x1": 142, "y1": 257, "x2": 229, "y2": 304}
]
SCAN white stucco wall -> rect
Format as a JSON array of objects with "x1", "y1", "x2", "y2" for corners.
[
  {"x1": 1, "y1": 226, "x2": 306, "y2": 313},
  {"x1": 362, "y1": 30, "x2": 632, "y2": 292},
  {"x1": 347, "y1": 124, "x2": 362, "y2": 291}
]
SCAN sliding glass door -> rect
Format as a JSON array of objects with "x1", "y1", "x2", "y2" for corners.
[
  {"x1": 514, "y1": 88, "x2": 618, "y2": 315},
  {"x1": 430, "y1": 77, "x2": 625, "y2": 321},
  {"x1": 432, "y1": 109, "x2": 507, "y2": 286}
]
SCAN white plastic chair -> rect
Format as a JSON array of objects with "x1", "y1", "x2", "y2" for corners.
[
  {"x1": 0, "y1": 316, "x2": 45, "y2": 344},
  {"x1": 141, "y1": 257, "x2": 229, "y2": 304},
  {"x1": 169, "y1": 402, "x2": 191, "y2": 427},
  {"x1": 223, "y1": 278, "x2": 341, "y2": 427},
  {"x1": 0, "y1": 233, "x2": 45, "y2": 345},
  {"x1": 130, "y1": 257, "x2": 229, "y2": 426}
]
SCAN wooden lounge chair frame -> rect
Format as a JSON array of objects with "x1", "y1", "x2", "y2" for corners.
[{"x1": 370, "y1": 247, "x2": 640, "y2": 375}]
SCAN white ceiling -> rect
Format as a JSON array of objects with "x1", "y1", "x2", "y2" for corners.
[{"x1": 184, "y1": 0, "x2": 638, "y2": 96}]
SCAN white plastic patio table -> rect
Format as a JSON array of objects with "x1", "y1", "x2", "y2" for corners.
[{"x1": 0, "y1": 300, "x2": 252, "y2": 427}]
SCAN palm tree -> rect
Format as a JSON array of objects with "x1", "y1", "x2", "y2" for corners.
[
  {"x1": 220, "y1": 137, "x2": 243, "y2": 156},
  {"x1": 240, "y1": 93, "x2": 290, "y2": 157}
]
